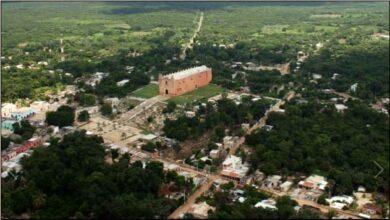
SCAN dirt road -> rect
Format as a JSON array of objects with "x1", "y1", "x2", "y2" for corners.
[
  {"x1": 180, "y1": 12, "x2": 204, "y2": 60},
  {"x1": 168, "y1": 177, "x2": 217, "y2": 219}
]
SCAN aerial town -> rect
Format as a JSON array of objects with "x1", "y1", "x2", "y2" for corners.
[{"x1": 1, "y1": 2, "x2": 389, "y2": 219}]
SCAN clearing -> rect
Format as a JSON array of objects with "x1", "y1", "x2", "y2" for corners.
[
  {"x1": 169, "y1": 84, "x2": 225, "y2": 105},
  {"x1": 131, "y1": 84, "x2": 159, "y2": 99}
]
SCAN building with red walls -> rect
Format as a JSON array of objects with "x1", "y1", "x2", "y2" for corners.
[{"x1": 158, "y1": 66, "x2": 212, "y2": 96}]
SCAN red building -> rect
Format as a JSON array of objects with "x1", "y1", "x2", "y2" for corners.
[{"x1": 158, "y1": 66, "x2": 212, "y2": 96}]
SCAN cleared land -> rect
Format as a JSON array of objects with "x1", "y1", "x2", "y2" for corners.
[
  {"x1": 131, "y1": 84, "x2": 159, "y2": 98},
  {"x1": 169, "y1": 84, "x2": 224, "y2": 104}
]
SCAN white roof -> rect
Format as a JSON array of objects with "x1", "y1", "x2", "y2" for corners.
[
  {"x1": 238, "y1": 197, "x2": 246, "y2": 203},
  {"x1": 162, "y1": 65, "x2": 210, "y2": 80},
  {"x1": 210, "y1": 149, "x2": 220, "y2": 154},
  {"x1": 255, "y1": 199, "x2": 277, "y2": 210},
  {"x1": 222, "y1": 155, "x2": 241, "y2": 166},
  {"x1": 327, "y1": 195, "x2": 354, "y2": 205},
  {"x1": 280, "y1": 181, "x2": 293, "y2": 188},
  {"x1": 142, "y1": 134, "x2": 157, "y2": 141},
  {"x1": 335, "y1": 104, "x2": 348, "y2": 110},
  {"x1": 330, "y1": 202, "x2": 346, "y2": 210}
]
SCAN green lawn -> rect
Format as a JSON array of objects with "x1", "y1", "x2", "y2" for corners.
[
  {"x1": 131, "y1": 84, "x2": 159, "y2": 98},
  {"x1": 169, "y1": 84, "x2": 225, "y2": 104}
]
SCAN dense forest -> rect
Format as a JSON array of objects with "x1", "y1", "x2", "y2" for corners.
[
  {"x1": 246, "y1": 100, "x2": 389, "y2": 195},
  {"x1": 301, "y1": 42, "x2": 389, "y2": 101},
  {"x1": 164, "y1": 97, "x2": 272, "y2": 141},
  {"x1": 1, "y1": 131, "x2": 187, "y2": 218}
]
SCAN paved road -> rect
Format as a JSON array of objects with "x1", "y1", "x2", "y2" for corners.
[{"x1": 180, "y1": 12, "x2": 204, "y2": 60}]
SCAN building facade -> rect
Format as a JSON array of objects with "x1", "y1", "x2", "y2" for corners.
[{"x1": 158, "y1": 66, "x2": 212, "y2": 96}]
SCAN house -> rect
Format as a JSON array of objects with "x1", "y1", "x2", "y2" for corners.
[
  {"x1": 209, "y1": 149, "x2": 220, "y2": 159},
  {"x1": 221, "y1": 155, "x2": 249, "y2": 181},
  {"x1": 10, "y1": 107, "x2": 36, "y2": 121},
  {"x1": 187, "y1": 202, "x2": 215, "y2": 219},
  {"x1": 298, "y1": 174, "x2": 328, "y2": 191},
  {"x1": 312, "y1": 74, "x2": 322, "y2": 80},
  {"x1": 255, "y1": 199, "x2": 277, "y2": 210},
  {"x1": 1, "y1": 103, "x2": 17, "y2": 118},
  {"x1": 279, "y1": 181, "x2": 293, "y2": 192},
  {"x1": 330, "y1": 202, "x2": 347, "y2": 210},
  {"x1": 263, "y1": 125, "x2": 274, "y2": 132},
  {"x1": 335, "y1": 104, "x2": 348, "y2": 113},
  {"x1": 37, "y1": 61, "x2": 48, "y2": 66},
  {"x1": 357, "y1": 186, "x2": 366, "y2": 193},
  {"x1": 158, "y1": 66, "x2": 212, "y2": 96},
  {"x1": 350, "y1": 83, "x2": 358, "y2": 93},
  {"x1": 362, "y1": 203, "x2": 382, "y2": 216},
  {"x1": 326, "y1": 195, "x2": 354, "y2": 209},
  {"x1": 263, "y1": 175, "x2": 282, "y2": 188},
  {"x1": 241, "y1": 123, "x2": 250, "y2": 131},
  {"x1": 331, "y1": 73, "x2": 339, "y2": 80},
  {"x1": 185, "y1": 111, "x2": 196, "y2": 118},
  {"x1": 116, "y1": 79, "x2": 129, "y2": 87}
]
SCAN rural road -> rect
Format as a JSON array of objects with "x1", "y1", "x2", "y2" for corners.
[{"x1": 180, "y1": 12, "x2": 204, "y2": 60}]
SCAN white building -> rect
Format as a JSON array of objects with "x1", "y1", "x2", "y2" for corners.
[
  {"x1": 116, "y1": 79, "x2": 129, "y2": 87},
  {"x1": 312, "y1": 74, "x2": 322, "y2": 80},
  {"x1": 279, "y1": 181, "x2": 293, "y2": 192},
  {"x1": 209, "y1": 149, "x2": 220, "y2": 159},
  {"x1": 298, "y1": 174, "x2": 328, "y2": 191},
  {"x1": 350, "y1": 83, "x2": 358, "y2": 93},
  {"x1": 255, "y1": 199, "x2": 277, "y2": 210},
  {"x1": 1, "y1": 103, "x2": 17, "y2": 118},
  {"x1": 335, "y1": 104, "x2": 348, "y2": 113},
  {"x1": 185, "y1": 111, "x2": 196, "y2": 118},
  {"x1": 221, "y1": 155, "x2": 249, "y2": 181}
]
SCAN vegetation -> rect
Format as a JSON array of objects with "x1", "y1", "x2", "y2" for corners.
[
  {"x1": 1, "y1": 136, "x2": 11, "y2": 151},
  {"x1": 164, "y1": 97, "x2": 273, "y2": 141},
  {"x1": 246, "y1": 100, "x2": 389, "y2": 194},
  {"x1": 163, "y1": 101, "x2": 177, "y2": 114},
  {"x1": 1, "y1": 131, "x2": 186, "y2": 218},
  {"x1": 208, "y1": 186, "x2": 320, "y2": 219},
  {"x1": 46, "y1": 105, "x2": 75, "y2": 128},
  {"x1": 131, "y1": 84, "x2": 159, "y2": 99},
  {"x1": 77, "y1": 110, "x2": 90, "y2": 122},
  {"x1": 100, "y1": 103, "x2": 113, "y2": 117},
  {"x1": 74, "y1": 92, "x2": 96, "y2": 107},
  {"x1": 12, "y1": 120, "x2": 36, "y2": 140},
  {"x1": 169, "y1": 84, "x2": 224, "y2": 104}
]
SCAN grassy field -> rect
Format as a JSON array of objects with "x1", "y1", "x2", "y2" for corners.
[
  {"x1": 169, "y1": 84, "x2": 224, "y2": 104},
  {"x1": 131, "y1": 84, "x2": 159, "y2": 98}
]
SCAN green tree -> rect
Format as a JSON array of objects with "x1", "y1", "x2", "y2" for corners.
[
  {"x1": 100, "y1": 103, "x2": 113, "y2": 117},
  {"x1": 77, "y1": 110, "x2": 90, "y2": 122},
  {"x1": 46, "y1": 105, "x2": 75, "y2": 128}
]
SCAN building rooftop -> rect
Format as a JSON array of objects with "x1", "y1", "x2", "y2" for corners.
[{"x1": 162, "y1": 65, "x2": 210, "y2": 80}]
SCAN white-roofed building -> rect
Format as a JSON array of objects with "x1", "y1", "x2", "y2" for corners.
[
  {"x1": 255, "y1": 199, "x2": 277, "y2": 210},
  {"x1": 221, "y1": 155, "x2": 249, "y2": 181},
  {"x1": 116, "y1": 79, "x2": 129, "y2": 87}
]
